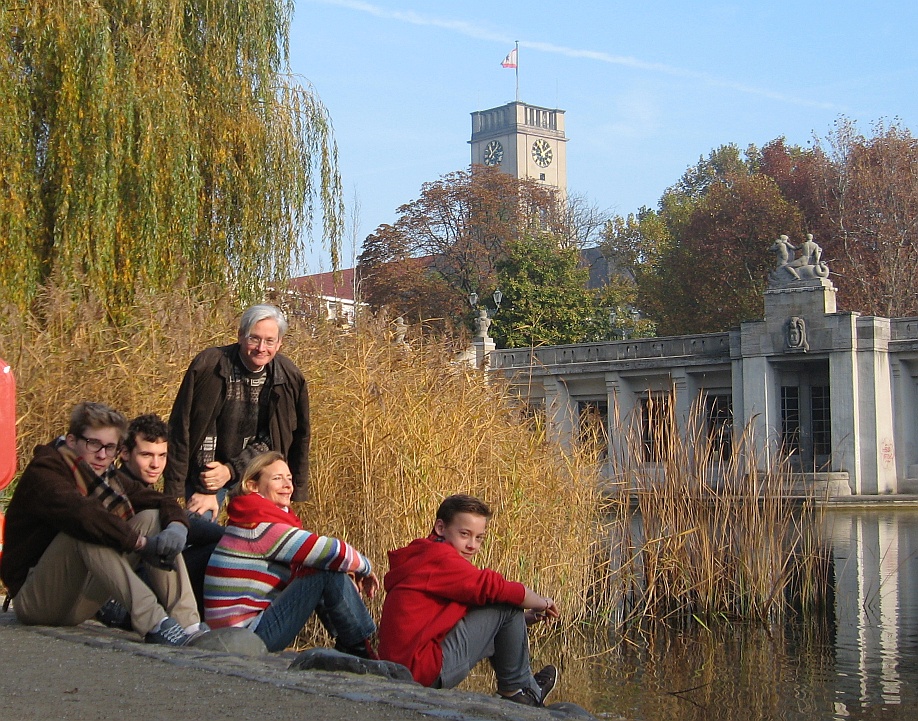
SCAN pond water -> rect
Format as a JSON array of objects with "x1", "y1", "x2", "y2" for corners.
[{"x1": 541, "y1": 508, "x2": 918, "y2": 720}]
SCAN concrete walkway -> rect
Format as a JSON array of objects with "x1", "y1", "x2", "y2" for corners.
[{"x1": 0, "y1": 613, "x2": 589, "y2": 721}]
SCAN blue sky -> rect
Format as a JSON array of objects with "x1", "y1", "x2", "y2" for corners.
[{"x1": 290, "y1": 0, "x2": 918, "y2": 271}]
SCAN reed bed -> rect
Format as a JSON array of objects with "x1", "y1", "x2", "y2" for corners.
[
  {"x1": 605, "y1": 394, "x2": 831, "y2": 628},
  {"x1": 0, "y1": 282, "x2": 614, "y2": 629}
]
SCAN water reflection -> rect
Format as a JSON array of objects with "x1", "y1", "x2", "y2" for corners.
[{"x1": 529, "y1": 509, "x2": 918, "y2": 720}]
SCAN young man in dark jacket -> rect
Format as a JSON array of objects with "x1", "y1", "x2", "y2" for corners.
[
  {"x1": 1, "y1": 403, "x2": 204, "y2": 646},
  {"x1": 163, "y1": 305, "x2": 310, "y2": 519}
]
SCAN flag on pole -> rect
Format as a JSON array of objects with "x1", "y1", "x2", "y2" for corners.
[{"x1": 501, "y1": 48, "x2": 518, "y2": 69}]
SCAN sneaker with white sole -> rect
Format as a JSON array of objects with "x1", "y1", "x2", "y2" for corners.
[
  {"x1": 144, "y1": 617, "x2": 193, "y2": 646},
  {"x1": 534, "y1": 664, "x2": 559, "y2": 704}
]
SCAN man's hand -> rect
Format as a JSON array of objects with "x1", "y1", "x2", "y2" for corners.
[
  {"x1": 140, "y1": 522, "x2": 188, "y2": 569},
  {"x1": 155, "y1": 522, "x2": 188, "y2": 560},
  {"x1": 199, "y1": 462, "x2": 231, "y2": 491},
  {"x1": 186, "y1": 492, "x2": 220, "y2": 520}
]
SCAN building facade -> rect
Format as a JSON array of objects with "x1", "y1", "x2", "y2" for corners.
[{"x1": 492, "y1": 244, "x2": 918, "y2": 497}]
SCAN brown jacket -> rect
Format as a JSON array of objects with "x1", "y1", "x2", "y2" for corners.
[{"x1": 0, "y1": 442, "x2": 187, "y2": 597}]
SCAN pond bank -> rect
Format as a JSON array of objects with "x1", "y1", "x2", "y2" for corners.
[{"x1": 0, "y1": 613, "x2": 601, "y2": 721}]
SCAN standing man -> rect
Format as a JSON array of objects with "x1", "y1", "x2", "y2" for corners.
[
  {"x1": 163, "y1": 305, "x2": 310, "y2": 519},
  {"x1": 1, "y1": 403, "x2": 204, "y2": 646}
]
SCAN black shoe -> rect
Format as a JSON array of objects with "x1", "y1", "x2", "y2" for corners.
[
  {"x1": 502, "y1": 688, "x2": 542, "y2": 707},
  {"x1": 534, "y1": 664, "x2": 559, "y2": 704},
  {"x1": 335, "y1": 638, "x2": 378, "y2": 660},
  {"x1": 95, "y1": 599, "x2": 133, "y2": 631},
  {"x1": 144, "y1": 617, "x2": 193, "y2": 646}
]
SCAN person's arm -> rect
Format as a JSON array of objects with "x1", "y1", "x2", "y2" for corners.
[
  {"x1": 288, "y1": 365, "x2": 311, "y2": 503},
  {"x1": 275, "y1": 525, "x2": 372, "y2": 577},
  {"x1": 521, "y1": 586, "x2": 559, "y2": 623},
  {"x1": 163, "y1": 355, "x2": 201, "y2": 498}
]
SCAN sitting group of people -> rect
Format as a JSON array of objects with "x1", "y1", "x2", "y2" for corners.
[{"x1": 0, "y1": 305, "x2": 560, "y2": 707}]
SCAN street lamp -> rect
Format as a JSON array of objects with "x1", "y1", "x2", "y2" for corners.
[{"x1": 469, "y1": 289, "x2": 503, "y2": 317}]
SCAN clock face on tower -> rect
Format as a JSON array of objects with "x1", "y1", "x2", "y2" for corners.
[
  {"x1": 483, "y1": 140, "x2": 504, "y2": 166},
  {"x1": 531, "y1": 139, "x2": 553, "y2": 168}
]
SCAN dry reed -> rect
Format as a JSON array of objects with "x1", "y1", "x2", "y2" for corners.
[
  {"x1": 0, "y1": 281, "x2": 614, "y2": 630},
  {"x1": 605, "y1": 392, "x2": 830, "y2": 628}
]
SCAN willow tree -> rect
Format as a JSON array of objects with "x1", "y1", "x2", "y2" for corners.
[{"x1": 0, "y1": 0, "x2": 343, "y2": 314}]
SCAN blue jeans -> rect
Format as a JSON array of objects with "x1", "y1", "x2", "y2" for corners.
[{"x1": 254, "y1": 571, "x2": 375, "y2": 653}]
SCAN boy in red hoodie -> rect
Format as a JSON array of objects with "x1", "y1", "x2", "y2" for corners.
[{"x1": 377, "y1": 494, "x2": 560, "y2": 707}]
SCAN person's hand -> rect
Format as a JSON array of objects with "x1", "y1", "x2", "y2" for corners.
[
  {"x1": 139, "y1": 535, "x2": 173, "y2": 569},
  {"x1": 356, "y1": 572, "x2": 380, "y2": 599},
  {"x1": 186, "y1": 493, "x2": 220, "y2": 520},
  {"x1": 199, "y1": 462, "x2": 231, "y2": 491},
  {"x1": 526, "y1": 597, "x2": 559, "y2": 625},
  {"x1": 140, "y1": 523, "x2": 188, "y2": 569},
  {"x1": 154, "y1": 522, "x2": 188, "y2": 560}
]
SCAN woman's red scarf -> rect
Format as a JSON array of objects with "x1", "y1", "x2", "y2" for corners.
[{"x1": 226, "y1": 492, "x2": 303, "y2": 529}]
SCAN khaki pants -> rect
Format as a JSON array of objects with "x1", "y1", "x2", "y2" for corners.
[{"x1": 14, "y1": 510, "x2": 199, "y2": 635}]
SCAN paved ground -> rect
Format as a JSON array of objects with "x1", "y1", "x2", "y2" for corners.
[{"x1": 0, "y1": 613, "x2": 586, "y2": 721}]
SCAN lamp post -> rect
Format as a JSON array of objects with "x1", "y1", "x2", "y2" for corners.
[{"x1": 468, "y1": 289, "x2": 503, "y2": 317}]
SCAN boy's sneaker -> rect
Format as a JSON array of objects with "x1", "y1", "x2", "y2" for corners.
[
  {"x1": 95, "y1": 599, "x2": 133, "y2": 631},
  {"x1": 144, "y1": 617, "x2": 193, "y2": 647},
  {"x1": 502, "y1": 688, "x2": 543, "y2": 707},
  {"x1": 335, "y1": 637, "x2": 379, "y2": 660},
  {"x1": 534, "y1": 664, "x2": 559, "y2": 704}
]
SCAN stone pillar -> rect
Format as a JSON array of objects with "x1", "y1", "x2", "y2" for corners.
[
  {"x1": 855, "y1": 316, "x2": 895, "y2": 493},
  {"x1": 544, "y1": 377, "x2": 575, "y2": 452}
]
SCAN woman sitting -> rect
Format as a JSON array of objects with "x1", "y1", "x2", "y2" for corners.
[{"x1": 203, "y1": 452, "x2": 378, "y2": 654}]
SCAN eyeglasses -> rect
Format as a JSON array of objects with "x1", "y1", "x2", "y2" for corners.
[
  {"x1": 79, "y1": 435, "x2": 121, "y2": 457},
  {"x1": 244, "y1": 335, "x2": 279, "y2": 348}
]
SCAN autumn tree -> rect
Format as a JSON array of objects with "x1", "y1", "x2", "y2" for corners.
[
  {"x1": 357, "y1": 166, "x2": 566, "y2": 327},
  {"x1": 603, "y1": 142, "x2": 814, "y2": 334},
  {"x1": 0, "y1": 0, "x2": 343, "y2": 314},
  {"x1": 814, "y1": 119, "x2": 918, "y2": 317}
]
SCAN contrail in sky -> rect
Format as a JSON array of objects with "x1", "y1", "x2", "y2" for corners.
[{"x1": 306, "y1": 0, "x2": 840, "y2": 111}]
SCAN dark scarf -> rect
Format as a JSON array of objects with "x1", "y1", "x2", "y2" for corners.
[
  {"x1": 54, "y1": 437, "x2": 135, "y2": 520},
  {"x1": 226, "y1": 491, "x2": 303, "y2": 529}
]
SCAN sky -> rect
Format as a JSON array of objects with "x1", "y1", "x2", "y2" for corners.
[{"x1": 289, "y1": 0, "x2": 918, "y2": 272}]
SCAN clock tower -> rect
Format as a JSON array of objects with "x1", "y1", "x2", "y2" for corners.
[{"x1": 470, "y1": 101, "x2": 567, "y2": 194}]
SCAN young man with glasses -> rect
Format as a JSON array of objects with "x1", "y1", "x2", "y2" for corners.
[
  {"x1": 1, "y1": 402, "x2": 205, "y2": 646},
  {"x1": 164, "y1": 305, "x2": 310, "y2": 520}
]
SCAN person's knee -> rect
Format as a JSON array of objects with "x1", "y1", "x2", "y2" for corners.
[{"x1": 129, "y1": 508, "x2": 162, "y2": 535}]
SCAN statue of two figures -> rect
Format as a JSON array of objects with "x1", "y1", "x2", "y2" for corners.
[{"x1": 769, "y1": 234, "x2": 829, "y2": 283}]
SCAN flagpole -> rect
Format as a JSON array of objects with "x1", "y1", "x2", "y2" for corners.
[{"x1": 515, "y1": 40, "x2": 520, "y2": 102}]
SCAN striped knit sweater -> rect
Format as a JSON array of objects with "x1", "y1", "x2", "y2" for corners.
[{"x1": 203, "y1": 501, "x2": 371, "y2": 630}]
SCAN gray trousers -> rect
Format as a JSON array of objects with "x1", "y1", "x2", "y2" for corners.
[
  {"x1": 437, "y1": 604, "x2": 539, "y2": 694},
  {"x1": 13, "y1": 510, "x2": 199, "y2": 636}
]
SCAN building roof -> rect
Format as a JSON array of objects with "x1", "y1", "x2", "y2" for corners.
[{"x1": 290, "y1": 268, "x2": 356, "y2": 301}]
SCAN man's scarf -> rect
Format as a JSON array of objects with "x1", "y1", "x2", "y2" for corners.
[
  {"x1": 226, "y1": 491, "x2": 303, "y2": 529},
  {"x1": 54, "y1": 437, "x2": 135, "y2": 520}
]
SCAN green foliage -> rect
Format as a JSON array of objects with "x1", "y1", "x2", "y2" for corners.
[
  {"x1": 0, "y1": 0, "x2": 343, "y2": 315},
  {"x1": 494, "y1": 235, "x2": 597, "y2": 347}
]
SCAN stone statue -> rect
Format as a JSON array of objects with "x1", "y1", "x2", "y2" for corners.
[
  {"x1": 786, "y1": 316, "x2": 809, "y2": 352},
  {"x1": 392, "y1": 316, "x2": 407, "y2": 345},
  {"x1": 769, "y1": 234, "x2": 829, "y2": 284},
  {"x1": 474, "y1": 308, "x2": 492, "y2": 339}
]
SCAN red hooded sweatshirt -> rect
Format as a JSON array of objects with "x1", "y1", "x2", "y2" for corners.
[{"x1": 377, "y1": 534, "x2": 526, "y2": 686}]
